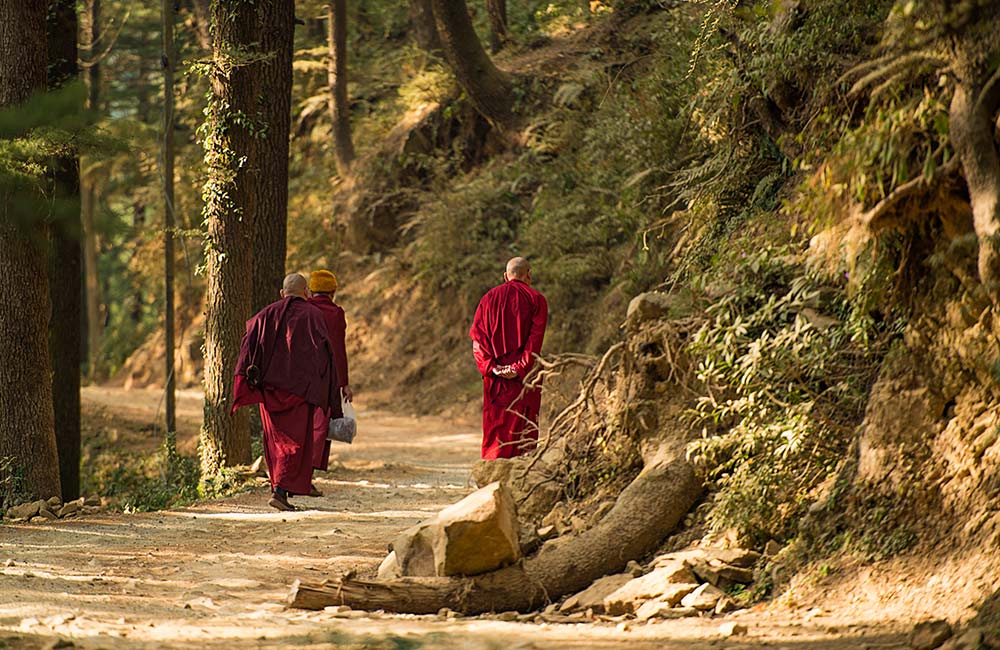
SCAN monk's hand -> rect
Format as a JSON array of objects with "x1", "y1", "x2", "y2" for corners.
[
  {"x1": 343, "y1": 386, "x2": 354, "y2": 402},
  {"x1": 492, "y1": 365, "x2": 517, "y2": 379}
]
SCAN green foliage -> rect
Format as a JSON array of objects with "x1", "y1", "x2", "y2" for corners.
[
  {"x1": 82, "y1": 434, "x2": 201, "y2": 513},
  {"x1": 0, "y1": 457, "x2": 25, "y2": 514},
  {"x1": 686, "y1": 247, "x2": 891, "y2": 544}
]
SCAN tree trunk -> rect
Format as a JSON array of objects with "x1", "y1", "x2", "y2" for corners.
[
  {"x1": 162, "y1": 0, "x2": 177, "y2": 434},
  {"x1": 289, "y1": 443, "x2": 702, "y2": 613},
  {"x1": 46, "y1": 0, "x2": 83, "y2": 502},
  {"x1": 485, "y1": 0, "x2": 509, "y2": 54},
  {"x1": 327, "y1": 0, "x2": 355, "y2": 177},
  {"x1": 0, "y1": 0, "x2": 62, "y2": 502},
  {"x1": 199, "y1": 0, "x2": 257, "y2": 475},
  {"x1": 950, "y1": 76, "x2": 1000, "y2": 292},
  {"x1": 430, "y1": 0, "x2": 514, "y2": 129},
  {"x1": 409, "y1": 0, "x2": 442, "y2": 55},
  {"x1": 252, "y1": 0, "x2": 294, "y2": 314},
  {"x1": 80, "y1": 0, "x2": 102, "y2": 377}
]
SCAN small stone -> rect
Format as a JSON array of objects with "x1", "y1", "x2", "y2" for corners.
[
  {"x1": 38, "y1": 507, "x2": 59, "y2": 520},
  {"x1": 715, "y1": 596, "x2": 736, "y2": 615},
  {"x1": 764, "y1": 540, "x2": 782, "y2": 557},
  {"x1": 4, "y1": 559, "x2": 13, "y2": 567},
  {"x1": 57, "y1": 502, "x2": 81, "y2": 518},
  {"x1": 940, "y1": 628, "x2": 984, "y2": 650},
  {"x1": 377, "y1": 551, "x2": 401, "y2": 580},
  {"x1": 910, "y1": 620, "x2": 953, "y2": 650},
  {"x1": 536, "y1": 525, "x2": 557, "y2": 541},
  {"x1": 681, "y1": 583, "x2": 726, "y2": 611},
  {"x1": 6, "y1": 500, "x2": 44, "y2": 520},
  {"x1": 29, "y1": 516, "x2": 46, "y2": 523},
  {"x1": 625, "y1": 560, "x2": 644, "y2": 577},
  {"x1": 46, "y1": 496, "x2": 63, "y2": 508},
  {"x1": 83, "y1": 495, "x2": 101, "y2": 507},
  {"x1": 637, "y1": 602, "x2": 700, "y2": 622},
  {"x1": 720, "y1": 621, "x2": 748, "y2": 637},
  {"x1": 497, "y1": 611, "x2": 519, "y2": 622},
  {"x1": 250, "y1": 456, "x2": 266, "y2": 476},
  {"x1": 712, "y1": 549, "x2": 761, "y2": 569},
  {"x1": 616, "y1": 621, "x2": 631, "y2": 633},
  {"x1": 560, "y1": 573, "x2": 633, "y2": 614}
]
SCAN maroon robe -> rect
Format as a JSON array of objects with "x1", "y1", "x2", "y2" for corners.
[
  {"x1": 469, "y1": 279, "x2": 548, "y2": 459},
  {"x1": 232, "y1": 296, "x2": 341, "y2": 496},
  {"x1": 307, "y1": 295, "x2": 350, "y2": 471}
]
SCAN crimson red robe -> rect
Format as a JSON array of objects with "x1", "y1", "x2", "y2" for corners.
[
  {"x1": 232, "y1": 296, "x2": 341, "y2": 496},
  {"x1": 469, "y1": 279, "x2": 548, "y2": 459},
  {"x1": 307, "y1": 296, "x2": 350, "y2": 471}
]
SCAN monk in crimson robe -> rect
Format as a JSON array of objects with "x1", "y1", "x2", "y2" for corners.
[
  {"x1": 469, "y1": 257, "x2": 548, "y2": 459},
  {"x1": 232, "y1": 273, "x2": 342, "y2": 511},
  {"x1": 306, "y1": 269, "x2": 353, "y2": 487}
]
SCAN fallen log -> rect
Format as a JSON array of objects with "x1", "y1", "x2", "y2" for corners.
[{"x1": 288, "y1": 441, "x2": 702, "y2": 614}]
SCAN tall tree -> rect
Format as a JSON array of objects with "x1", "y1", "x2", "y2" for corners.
[
  {"x1": 409, "y1": 0, "x2": 442, "y2": 55},
  {"x1": 327, "y1": 0, "x2": 354, "y2": 177},
  {"x1": 200, "y1": 0, "x2": 256, "y2": 475},
  {"x1": 0, "y1": 0, "x2": 62, "y2": 501},
  {"x1": 46, "y1": 0, "x2": 83, "y2": 501},
  {"x1": 80, "y1": 0, "x2": 102, "y2": 377},
  {"x1": 162, "y1": 0, "x2": 177, "y2": 434},
  {"x1": 485, "y1": 0, "x2": 509, "y2": 54},
  {"x1": 430, "y1": 0, "x2": 513, "y2": 128},
  {"x1": 252, "y1": 0, "x2": 295, "y2": 313}
]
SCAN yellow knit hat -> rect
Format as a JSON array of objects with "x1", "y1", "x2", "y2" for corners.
[{"x1": 309, "y1": 269, "x2": 338, "y2": 293}]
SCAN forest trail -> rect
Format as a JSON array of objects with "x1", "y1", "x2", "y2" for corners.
[{"x1": 0, "y1": 389, "x2": 910, "y2": 649}]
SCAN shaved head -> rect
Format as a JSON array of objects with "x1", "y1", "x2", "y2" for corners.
[
  {"x1": 281, "y1": 273, "x2": 308, "y2": 298},
  {"x1": 505, "y1": 257, "x2": 530, "y2": 280}
]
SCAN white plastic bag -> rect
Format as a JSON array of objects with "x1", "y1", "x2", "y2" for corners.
[{"x1": 327, "y1": 393, "x2": 357, "y2": 444}]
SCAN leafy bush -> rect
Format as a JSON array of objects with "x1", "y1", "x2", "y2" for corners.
[{"x1": 686, "y1": 247, "x2": 892, "y2": 544}]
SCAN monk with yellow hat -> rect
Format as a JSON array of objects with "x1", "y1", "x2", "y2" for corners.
[{"x1": 307, "y1": 270, "x2": 352, "y2": 482}]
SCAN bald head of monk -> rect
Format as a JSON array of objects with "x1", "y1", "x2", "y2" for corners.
[
  {"x1": 280, "y1": 273, "x2": 309, "y2": 299},
  {"x1": 504, "y1": 257, "x2": 532, "y2": 285}
]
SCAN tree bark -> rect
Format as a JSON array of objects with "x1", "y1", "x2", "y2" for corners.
[
  {"x1": 485, "y1": 0, "x2": 509, "y2": 54},
  {"x1": 162, "y1": 0, "x2": 177, "y2": 434},
  {"x1": 430, "y1": 0, "x2": 514, "y2": 129},
  {"x1": 46, "y1": 0, "x2": 83, "y2": 502},
  {"x1": 251, "y1": 0, "x2": 294, "y2": 314},
  {"x1": 409, "y1": 0, "x2": 442, "y2": 55},
  {"x1": 199, "y1": 0, "x2": 257, "y2": 474},
  {"x1": 289, "y1": 443, "x2": 702, "y2": 613},
  {"x1": 950, "y1": 76, "x2": 1000, "y2": 292},
  {"x1": 80, "y1": 0, "x2": 102, "y2": 377},
  {"x1": 327, "y1": 0, "x2": 355, "y2": 177},
  {"x1": 0, "y1": 0, "x2": 62, "y2": 502}
]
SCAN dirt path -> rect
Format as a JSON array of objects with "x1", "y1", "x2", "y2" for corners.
[{"x1": 0, "y1": 389, "x2": 911, "y2": 649}]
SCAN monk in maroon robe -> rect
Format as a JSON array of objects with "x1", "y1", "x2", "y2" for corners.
[
  {"x1": 232, "y1": 273, "x2": 342, "y2": 511},
  {"x1": 306, "y1": 269, "x2": 353, "y2": 484},
  {"x1": 469, "y1": 257, "x2": 548, "y2": 459}
]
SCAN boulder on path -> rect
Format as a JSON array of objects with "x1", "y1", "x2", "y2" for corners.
[
  {"x1": 392, "y1": 522, "x2": 438, "y2": 577},
  {"x1": 391, "y1": 481, "x2": 521, "y2": 578},
  {"x1": 435, "y1": 481, "x2": 521, "y2": 577},
  {"x1": 603, "y1": 561, "x2": 699, "y2": 615},
  {"x1": 559, "y1": 573, "x2": 633, "y2": 614}
]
